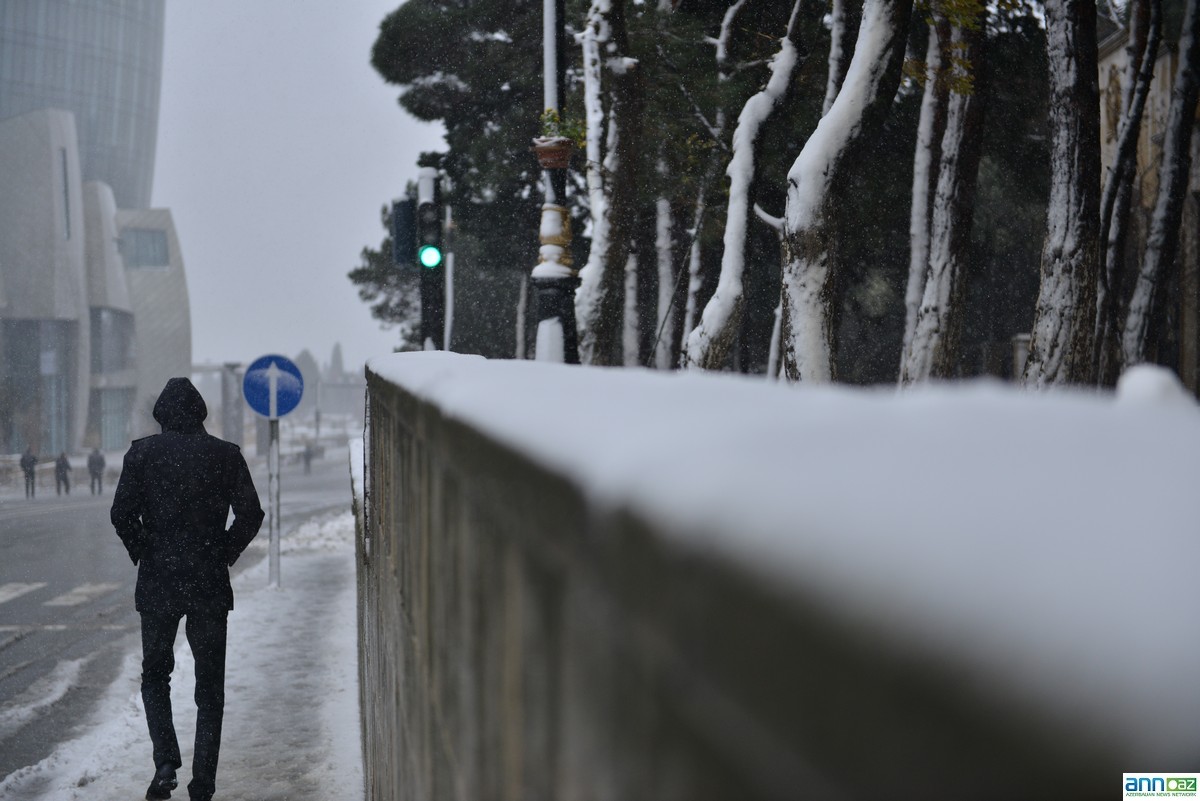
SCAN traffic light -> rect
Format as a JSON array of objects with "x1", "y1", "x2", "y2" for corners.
[
  {"x1": 417, "y1": 197, "x2": 443, "y2": 269},
  {"x1": 416, "y1": 167, "x2": 445, "y2": 348}
]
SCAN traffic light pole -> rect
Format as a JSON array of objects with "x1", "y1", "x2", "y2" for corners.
[
  {"x1": 417, "y1": 166, "x2": 446, "y2": 350},
  {"x1": 531, "y1": 0, "x2": 579, "y2": 364},
  {"x1": 443, "y1": 203, "x2": 454, "y2": 350}
]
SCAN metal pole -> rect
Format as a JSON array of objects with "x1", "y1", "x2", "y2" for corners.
[
  {"x1": 445, "y1": 251, "x2": 454, "y2": 350},
  {"x1": 268, "y1": 417, "x2": 281, "y2": 587},
  {"x1": 444, "y1": 199, "x2": 454, "y2": 350},
  {"x1": 532, "y1": 0, "x2": 579, "y2": 363},
  {"x1": 543, "y1": 0, "x2": 559, "y2": 111}
]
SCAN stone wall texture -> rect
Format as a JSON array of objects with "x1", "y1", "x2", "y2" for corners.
[{"x1": 356, "y1": 365, "x2": 1117, "y2": 801}]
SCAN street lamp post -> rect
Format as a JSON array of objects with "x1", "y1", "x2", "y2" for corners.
[{"x1": 531, "y1": 0, "x2": 579, "y2": 363}]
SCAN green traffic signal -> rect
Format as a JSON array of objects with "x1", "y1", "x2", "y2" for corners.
[{"x1": 418, "y1": 244, "x2": 443, "y2": 269}]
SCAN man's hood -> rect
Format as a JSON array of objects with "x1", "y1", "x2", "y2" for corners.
[{"x1": 153, "y1": 377, "x2": 208, "y2": 432}]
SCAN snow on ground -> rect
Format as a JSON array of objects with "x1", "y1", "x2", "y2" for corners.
[
  {"x1": 0, "y1": 659, "x2": 88, "y2": 742},
  {"x1": 369, "y1": 352, "x2": 1200, "y2": 765},
  {"x1": 0, "y1": 511, "x2": 362, "y2": 801}
]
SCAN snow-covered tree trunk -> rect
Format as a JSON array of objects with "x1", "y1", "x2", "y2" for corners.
[
  {"x1": 900, "y1": 17, "x2": 950, "y2": 367},
  {"x1": 675, "y1": 0, "x2": 746, "y2": 365},
  {"x1": 758, "y1": 206, "x2": 786, "y2": 380},
  {"x1": 1022, "y1": 0, "x2": 1101, "y2": 387},
  {"x1": 1095, "y1": 0, "x2": 1161, "y2": 384},
  {"x1": 684, "y1": 0, "x2": 806, "y2": 370},
  {"x1": 681, "y1": 192, "x2": 707, "y2": 350},
  {"x1": 766, "y1": 301, "x2": 783, "y2": 378},
  {"x1": 623, "y1": 251, "x2": 640, "y2": 366},
  {"x1": 900, "y1": 11, "x2": 987, "y2": 383},
  {"x1": 515, "y1": 274, "x2": 529, "y2": 359},
  {"x1": 780, "y1": 0, "x2": 914, "y2": 382},
  {"x1": 576, "y1": 0, "x2": 612, "y2": 364},
  {"x1": 1123, "y1": 0, "x2": 1200, "y2": 366},
  {"x1": 576, "y1": 0, "x2": 642, "y2": 366},
  {"x1": 654, "y1": 186, "x2": 676, "y2": 369},
  {"x1": 824, "y1": 0, "x2": 864, "y2": 114}
]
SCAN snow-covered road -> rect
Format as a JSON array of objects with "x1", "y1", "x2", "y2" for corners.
[{"x1": 0, "y1": 512, "x2": 363, "y2": 801}]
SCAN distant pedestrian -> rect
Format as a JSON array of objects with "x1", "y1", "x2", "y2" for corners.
[
  {"x1": 55, "y1": 452, "x2": 71, "y2": 495},
  {"x1": 88, "y1": 447, "x2": 106, "y2": 494},
  {"x1": 303, "y1": 441, "x2": 313, "y2": 474},
  {"x1": 111, "y1": 377, "x2": 264, "y2": 801},
  {"x1": 20, "y1": 447, "x2": 37, "y2": 498}
]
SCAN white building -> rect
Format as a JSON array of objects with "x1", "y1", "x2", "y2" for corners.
[{"x1": 0, "y1": 0, "x2": 191, "y2": 454}]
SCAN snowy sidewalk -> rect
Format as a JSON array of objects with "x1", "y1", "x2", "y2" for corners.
[{"x1": 0, "y1": 512, "x2": 364, "y2": 801}]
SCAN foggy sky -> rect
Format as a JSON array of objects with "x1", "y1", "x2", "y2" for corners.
[{"x1": 151, "y1": 0, "x2": 444, "y2": 374}]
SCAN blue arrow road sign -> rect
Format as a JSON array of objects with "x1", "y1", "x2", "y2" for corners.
[{"x1": 243, "y1": 354, "x2": 304, "y2": 418}]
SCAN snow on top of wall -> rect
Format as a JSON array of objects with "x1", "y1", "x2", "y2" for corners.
[
  {"x1": 349, "y1": 436, "x2": 365, "y2": 510},
  {"x1": 1116, "y1": 362, "x2": 1197, "y2": 406},
  {"x1": 368, "y1": 351, "x2": 1200, "y2": 762}
]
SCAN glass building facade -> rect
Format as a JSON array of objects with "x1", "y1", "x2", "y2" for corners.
[
  {"x1": 0, "y1": 0, "x2": 165, "y2": 210},
  {"x1": 2, "y1": 319, "x2": 77, "y2": 455}
]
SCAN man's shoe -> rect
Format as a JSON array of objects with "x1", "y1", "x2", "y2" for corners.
[{"x1": 145, "y1": 765, "x2": 177, "y2": 800}]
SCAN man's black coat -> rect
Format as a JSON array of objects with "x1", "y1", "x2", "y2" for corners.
[{"x1": 111, "y1": 378, "x2": 264, "y2": 614}]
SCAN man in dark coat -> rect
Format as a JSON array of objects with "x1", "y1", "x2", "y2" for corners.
[
  {"x1": 111, "y1": 377, "x2": 264, "y2": 801},
  {"x1": 20, "y1": 447, "x2": 37, "y2": 498},
  {"x1": 55, "y1": 452, "x2": 71, "y2": 495},
  {"x1": 88, "y1": 447, "x2": 106, "y2": 494}
]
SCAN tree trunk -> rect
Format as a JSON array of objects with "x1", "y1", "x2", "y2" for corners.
[
  {"x1": 685, "y1": 0, "x2": 807, "y2": 370},
  {"x1": 576, "y1": 0, "x2": 612, "y2": 363},
  {"x1": 1123, "y1": 0, "x2": 1200, "y2": 367},
  {"x1": 780, "y1": 0, "x2": 914, "y2": 382},
  {"x1": 1022, "y1": 0, "x2": 1101, "y2": 386},
  {"x1": 824, "y1": 0, "x2": 864, "y2": 115},
  {"x1": 623, "y1": 251, "x2": 640, "y2": 366},
  {"x1": 516, "y1": 274, "x2": 529, "y2": 359},
  {"x1": 901, "y1": 10, "x2": 987, "y2": 383},
  {"x1": 672, "y1": 0, "x2": 750, "y2": 366},
  {"x1": 1181, "y1": 188, "x2": 1200, "y2": 392},
  {"x1": 680, "y1": 186, "x2": 708, "y2": 359},
  {"x1": 900, "y1": 17, "x2": 951, "y2": 370},
  {"x1": 576, "y1": 0, "x2": 642, "y2": 366},
  {"x1": 654, "y1": 183, "x2": 676, "y2": 369},
  {"x1": 1095, "y1": 0, "x2": 1161, "y2": 384}
]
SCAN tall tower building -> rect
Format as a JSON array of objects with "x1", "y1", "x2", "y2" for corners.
[
  {"x1": 0, "y1": 0, "x2": 165, "y2": 209},
  {"x1": 0, "y1": 0, "x2": 190, "y2": 456}
]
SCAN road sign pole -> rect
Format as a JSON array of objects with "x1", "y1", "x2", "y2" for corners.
[
  {"x1": 243, "y1": 354, "x2": 304, "y2": 591},
  {"x1": 268, "y1": 417, "x2": 281, "y2": 587}
]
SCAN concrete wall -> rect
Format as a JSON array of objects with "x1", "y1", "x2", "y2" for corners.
[{"x1": 357, "y1": 361, "x2": 1132, "y2": 801}]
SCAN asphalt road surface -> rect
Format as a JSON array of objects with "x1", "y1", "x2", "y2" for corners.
[{"x1": 0, "y1": 446, "x2": 354, "y2": 783}]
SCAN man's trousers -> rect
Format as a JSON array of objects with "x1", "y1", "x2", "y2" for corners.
[{"x1": 140, "y1": 609, "x2": 228, "y2": 800}]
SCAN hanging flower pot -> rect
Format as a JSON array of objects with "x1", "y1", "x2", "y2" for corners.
[{"x1": 532, "y1": 136, "x2": 574, "y2": 169}]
